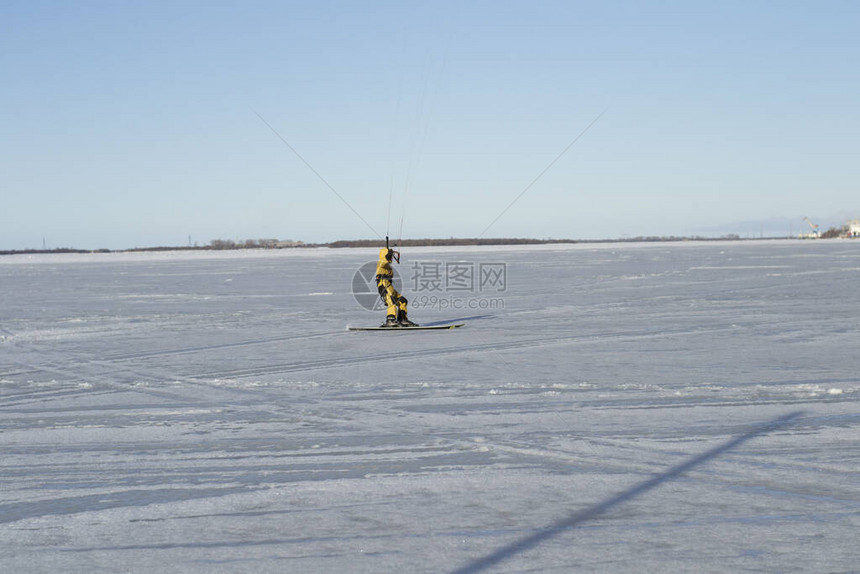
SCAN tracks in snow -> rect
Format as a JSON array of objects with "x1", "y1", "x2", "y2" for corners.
[
  {"x1": 186, "y1": 322, "x2": 739, "y2": 381},
  {"x1": 6, "y1": 320, "x2": 749, "y2": 386}
]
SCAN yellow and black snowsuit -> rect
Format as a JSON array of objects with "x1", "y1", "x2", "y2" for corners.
[{"x1": 376, "y1": 248, "x2": 409, "y2": 321}]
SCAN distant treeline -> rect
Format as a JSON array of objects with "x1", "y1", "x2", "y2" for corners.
[
  {"x1": 2, "y1": 234, "x2": 798, "y2": 256},
  {"x1": 0, "y1": 239, "x2": 303, "y2": 256},
  {"x1": 327, "y1": 235, "x2": 750, "y2": 247},
  {"x1": 327, "y1": 238, "x2": 575, "y2": 248},
  {"x1": 820, "y1": 225, "x2": 851, "y2": 239},
  {"x1": 0, "y1": 248, "x2": 107, "y2": 256}
]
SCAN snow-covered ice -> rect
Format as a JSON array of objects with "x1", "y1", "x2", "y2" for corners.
[{"x1": 1, "y1": 241, "x2": 859, "y2": 572}]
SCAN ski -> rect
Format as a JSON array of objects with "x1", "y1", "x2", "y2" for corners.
[{"x1": 348, "y1": 323, "x2": 464, "y2": 331}]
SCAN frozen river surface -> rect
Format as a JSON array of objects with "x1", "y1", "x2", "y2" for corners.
[{"x1": 1, "y1": 241, "x2": 859, "y2": 573}]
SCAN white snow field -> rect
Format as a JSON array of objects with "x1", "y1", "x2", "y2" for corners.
[{"x1": 1, "y1": 241, "x2": 858, "y2": 573}]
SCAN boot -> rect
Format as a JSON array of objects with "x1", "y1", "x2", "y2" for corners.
[
  {"x1": 398, "y1": 310, "x2": 418, "y2": 327},
  {"x1": 380, "y1": 315, "x2": 400, "y2": 328}
]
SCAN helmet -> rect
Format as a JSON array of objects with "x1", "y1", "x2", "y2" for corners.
[{"x1": 379, "y1": 247, "x2": 400, "y2": 263}]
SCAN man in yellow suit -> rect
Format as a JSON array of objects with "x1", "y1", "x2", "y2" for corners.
[{"x1": 376, "y1": 245, "x2": 418, "y2": 327}]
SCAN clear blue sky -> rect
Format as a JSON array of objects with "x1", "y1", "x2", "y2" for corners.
[{"x1": 2, "y1": 0, "x2": 858, "y2": 249}]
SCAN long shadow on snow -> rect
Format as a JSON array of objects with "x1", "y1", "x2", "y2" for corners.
[
  {"x1": 420, "y1": 314, "x2": 497, "y2": 327},
  {"x1": 451, "y1": 410, "x2": 805, "y2": 574}
]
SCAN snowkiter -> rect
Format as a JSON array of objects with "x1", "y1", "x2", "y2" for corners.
[{"x1": 376, "y1": 246, "x2": 418, "y2": 327}]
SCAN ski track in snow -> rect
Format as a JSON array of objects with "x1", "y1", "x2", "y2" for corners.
[{"x1": 1, "y1": 241, "x2": 859, "y2": 573}]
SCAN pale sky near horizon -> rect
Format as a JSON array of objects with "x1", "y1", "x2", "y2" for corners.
[{"x1": 2, "y1": 0, "x2": 858, "y2": 250}]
